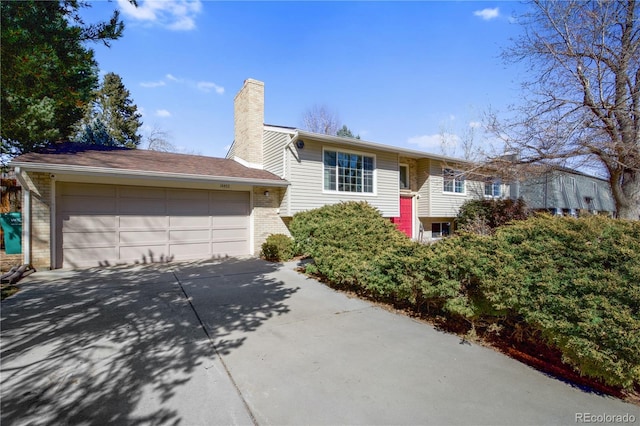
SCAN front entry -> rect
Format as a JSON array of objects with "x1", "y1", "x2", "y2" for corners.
[{"x1": 391, "y1": 197, "x2": 413, "y2": 238}]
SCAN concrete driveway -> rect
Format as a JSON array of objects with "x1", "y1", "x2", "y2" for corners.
[{"x1": 1, "y1": 258, "x2": 637, "y2": 426}]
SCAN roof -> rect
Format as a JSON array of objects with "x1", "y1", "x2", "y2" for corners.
[
  {"x1": 10, "y1": 143, "x2": 289, "y2": 187},
  {"x1": 264, "y1": 126, "x2": 472, "y2": 164}
]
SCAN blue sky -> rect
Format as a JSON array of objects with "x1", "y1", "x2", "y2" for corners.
[{"x1": 81, "y1": 1, "x2": 528, "y2": 158}]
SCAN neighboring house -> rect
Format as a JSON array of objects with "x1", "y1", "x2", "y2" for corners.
[
  {"x1": 512, "y1": 167, "x2": 615, "y2": 217},
  {"x1": 10, "y1": 78, "x2": 502, "y2": 270}
]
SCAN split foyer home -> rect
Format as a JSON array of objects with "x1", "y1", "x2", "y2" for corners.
[{"x1": 11, "y1": 78, "x2": 508, "y2": 270}]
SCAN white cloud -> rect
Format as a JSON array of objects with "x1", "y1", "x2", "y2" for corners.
[
  {"x1": 166, "y1": 73, "x2": 179, "y2": 82},
  {"x1": 140, "y1": 80, "x2": 166, "y2": 88},
  {"x1": 469, "y1": 121, "x2": 483, "y2": 129},
  {"x1": 117, "y1": 0, "x2": 202, "y2": 31},
  {"x1": 196, "y1": 81, "x2": 225, "y2": 95},
  {"x1": 474, "y1": 7, "x2": 500, "y2": 20},
  {"x1": 407, "y1": 133, "x2": 460, "y2": 150},
  {"x1": 156, "y1": 109, "x2": 171, "y2": 117}
]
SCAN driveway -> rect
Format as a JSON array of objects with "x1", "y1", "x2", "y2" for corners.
[{"x1": 1, "y1": 258, "x2": 637, "y2": 426}]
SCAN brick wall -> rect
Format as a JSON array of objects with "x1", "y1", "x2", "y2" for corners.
[
  {"x1": 253, "y1": 186, "x2": 290, "y2": 254},
  {"x1": 26, "y1": 172, "x2": 52, "y2": 269},
  {"x1": 234, "y1": 79, "x2": 264, "y2": 166}
]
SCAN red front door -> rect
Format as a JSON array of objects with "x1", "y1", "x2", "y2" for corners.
[{"x1": 392, "y1": 197, "x2": 413, "y2": 238}]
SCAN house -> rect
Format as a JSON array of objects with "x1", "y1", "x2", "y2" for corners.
[
  {"x1": 10, "y1": 78, "x2": 501, "y2": 270},
  {"x1": 511, "y1": 166, "x2": 615, "y2": 217},
  {"x1": 227, "y1": 79, "x2": 505, "y2": 242}
]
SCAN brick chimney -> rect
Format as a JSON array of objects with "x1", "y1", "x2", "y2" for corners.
[{"x1": 233, "y1": 79, "x2": 264, "y2": 168}]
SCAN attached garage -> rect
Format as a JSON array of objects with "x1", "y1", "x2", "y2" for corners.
[
  {"x1": 10, "y1": 144, "x2": 289, "y2": 270},
  {"x1": 56, "y1": 182, "x2": 250, "y2": 268}
]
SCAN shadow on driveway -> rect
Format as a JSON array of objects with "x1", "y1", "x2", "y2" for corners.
[{"x1": 1, "y1": 257, "x2": 296, "y2": 426}]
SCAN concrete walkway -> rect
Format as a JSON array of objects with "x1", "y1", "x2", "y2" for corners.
[{"x1": 1, "y1": 258, "x2": 638, "y2": 425}]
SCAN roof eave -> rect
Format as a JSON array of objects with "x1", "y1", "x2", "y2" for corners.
[
  {"x1": 293, "y1": 130, "x2": 470, "y2": 164},
  {"x1": 10, "y1": 161, "x2": 290, "y2": 187}
]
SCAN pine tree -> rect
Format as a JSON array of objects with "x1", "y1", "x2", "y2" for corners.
[
  {"x1": 75, "y1": 72, "x2": 142, "y2": 148},
  {"x1": 1, "y1": 0, "x2": 125, "y2": 157}
]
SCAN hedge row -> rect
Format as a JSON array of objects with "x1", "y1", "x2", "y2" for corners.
[{"x1": 289, "y1": 202, "x2": 640, "y2": 389}]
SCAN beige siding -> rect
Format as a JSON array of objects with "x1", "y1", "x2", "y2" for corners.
[
  {"x1": 428, "y1": 160, "x2": 477, "y2": 217},
  {"x1": 263, "y1": 129, "x2": 289, "y2": 177},
  {"x1": 286, "y1": 139, "x2": 400, "y2": 217},
  {"x1": 417, "y1": 159, "x2": 431, "y2": 217}
]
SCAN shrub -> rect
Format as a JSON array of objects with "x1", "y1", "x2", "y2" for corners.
[
  {"x1": 290, "y1": 202, "x2": 640, "y2": 389},
  {"x1": 457, "y1": 198, "x2": 528, "y2": 234},
  {"x1": 260, "y1": 233, "x2": 294, "y2": 262},
  {"x1": 481, "y1": 215, "x2": 640, "y2": 388},
  {"x1": 289, "y1": 201, "x2": 412, "y2": 297}
]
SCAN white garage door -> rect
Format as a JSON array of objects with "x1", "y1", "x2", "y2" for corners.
[{"x1": 56, "y1": 182, "x2": 250, "y2": 268}]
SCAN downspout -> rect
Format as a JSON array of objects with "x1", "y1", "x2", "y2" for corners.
[
  {"x1": 14, "y1": 167, "x2": 31, "y2": 266},
  {"x1": 283, "y1": 132, "x2": 300, "y2": 217}
]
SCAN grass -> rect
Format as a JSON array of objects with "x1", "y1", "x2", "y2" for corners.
[{"x1": 1, "y1": 284, "x2": 19, "y2": 300}]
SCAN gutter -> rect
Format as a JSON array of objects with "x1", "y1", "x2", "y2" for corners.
[{"x1": 10, "y1": 162, "x2": 290, "y2": 188}]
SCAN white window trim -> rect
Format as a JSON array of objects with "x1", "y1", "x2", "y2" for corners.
[
  {"x1": 442, "y1": 168, "x2": 466, "y2": 195},
  {"x1": 399, "y1": 163, "x2": 410, "y2": 190},
  {"x1": 322, "y1": 147, "x2": 377, "y2": 196},
  {"x1": 484, "y1": 179, "x2": 502, "y2": 198},
  {"x1": 431, "y1": 221, "x2": 451, "y2": 239}
]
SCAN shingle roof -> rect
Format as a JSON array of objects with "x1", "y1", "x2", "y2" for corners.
[{"x1": 11, "y1": 143, "x2": 288, "y2": 185}]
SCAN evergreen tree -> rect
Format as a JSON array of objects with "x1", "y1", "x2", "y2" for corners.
[
  {"x1": 75, "y1": 72, "x2": 142, "y2": 148},
  {"x1": 1, "y1": 0, "x2": 125, "y2": 157},
  {"x1": 336, "y1": 125, "x2": 360, "y2": 139}
]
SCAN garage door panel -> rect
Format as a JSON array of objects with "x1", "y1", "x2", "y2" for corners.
[
  {"x1": 170, "y1": 242, "x2": 210, "y2": 258},
  {"x1": 120, "y1": 230, "x2": 167, "y2": 244},
  {"x1": 63, "y1": 231, "x2": 117, "y2": 247},
  {"x1": 119, "y1": 199, "x2": 166, "y2": 215},
  {"x1": 211, "y1": 203, "x2": 248, "y2": 215},
  {"x1": 212, "y1": 228, "x2": 248, "y2": 239},
  {"x1": 58, "y1": 182, "x2": 250, "y2": 268},
  {"x1": 64, "y1": 247, "x2": 118, "y2": 267},
  {"x1": 214, "y1": 216, "x2": 249, "y2": 227},
  {"x1": 119, "y1": 186, "x2": 165, "y2": 199},
  {"x1": 168, "y1": 200, "x2": 209, "y2": 215},
  {"x1": 212, "y1": 240, "x2": 246, "y2": 256},
  {"x1": 61, "y1": 183, "x2": 116, "y2": 197},
  {"x1": 169, "y1": 216, "x2": 210, "y2": 228},
  {"x1": 61, "y1": 196, "x2": 116, "y2": 213},
  {"x1": 168, "y1": 189, "x2": 209, "y2": 201},
  {"x1": 62, "y1": 215, "x2": 116, "y2": 232},
  {"x1": 119, "y1": 216, "x2": 167, "y2": 229},
  {"x1": 119, "y1": 245, "x2": 168, "y2": 262},
  {"x1": 169, "y1": 229, "x2": 210, "y2": 243}
]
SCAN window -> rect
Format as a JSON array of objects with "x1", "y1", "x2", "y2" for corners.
[
  {"x1": 324, "y1": 150, "x2": 374, "y2": 193},
  {"x1": 431, "y1": 222, "x2": 451, "y2": 238},
  {"x1": 399, "y1": 164, "x2": 409, "y2": 189},
  {"x1": 485, "y1": 179, "x2": 501, "y2": 197},
  {"x1": 443, "y1": 168, "x2": 464, "y2": 193}
]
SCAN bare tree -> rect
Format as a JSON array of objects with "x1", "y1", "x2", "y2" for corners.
[
  {"x1": 301, "y1": 105, "x2": 342, "y2": 135},
  {"x1": 489, "y1": 0, "x2": 640, "y2": 219},
  {"x1": 145, "y1": 125, "x2": 176, "y2": 152}
]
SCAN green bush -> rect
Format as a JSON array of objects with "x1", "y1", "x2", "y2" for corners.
[
  {"x1": 482, "y1": 215, "x2": 640, "y2": 388},
  {"x1": 290, "y1": 201, "x2": 412, "y2": 297},
  {"x1": 290, "y1": 201, "x2": 640, "y2": 389},
  {"x1": 260, "y1": 233, "x2": 294, "y2": 262},
  {"x1": 457, "y1": 198, "x2": 528, "y2": 234}
]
